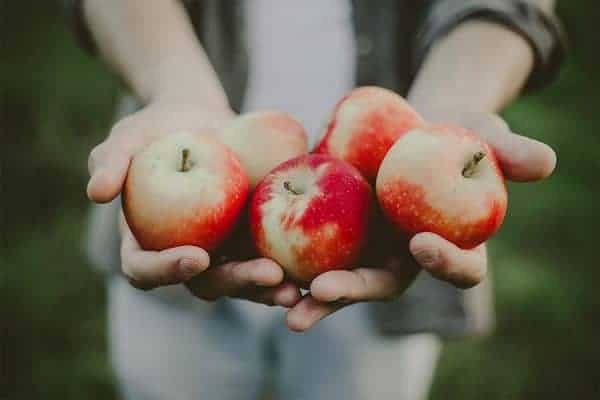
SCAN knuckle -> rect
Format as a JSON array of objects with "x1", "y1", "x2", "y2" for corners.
[
  {"x1": 349, "y1": 271, "x2": 370, "y2": 300},
  {"x1": 167, "y1": 260, "x2": 187, "y2": 282},
  {"x1": 228, "y1": 262, "x2": 249, "y2": 284}
]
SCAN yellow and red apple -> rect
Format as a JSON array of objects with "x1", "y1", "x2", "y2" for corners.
[
  {"x1": 122, "y1": 132, "x2": 249, "y2": 251},
  {"x1": 213, "y1": 111, "x2": 310, "y2": 263},
  {"x1": 314, "y1": 86, "x2": 424, "y2": 181},
  {"x1": 376, "y1": 124, "x2": 507, "y2": 249},
  {"x1": 220, "y1": 111, "x2": 308, "y2": 188}
]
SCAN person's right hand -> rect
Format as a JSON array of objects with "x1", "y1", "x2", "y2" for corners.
[{"x1": 88, "y1": 100, "x2": 302, "y2": 307}]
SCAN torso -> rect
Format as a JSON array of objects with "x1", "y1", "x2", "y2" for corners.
[
  {"x1": 242, "y1": 0, "x2": 356, "y2": 145},
  {"x1": 237, "y1": 0, "x2": 356, "y2": 326}
]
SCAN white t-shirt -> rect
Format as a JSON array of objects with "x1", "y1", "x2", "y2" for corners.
[
  {"x1": 237, "y1": 0, "x2": 356, "y2": 325},
  {"x1": 242, "y1": 0, "x2": 356, "y2": 145}
]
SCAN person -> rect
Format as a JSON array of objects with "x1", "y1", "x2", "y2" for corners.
[{"x1": 67, "y1": 1, "x2": 566, "y2": 399}]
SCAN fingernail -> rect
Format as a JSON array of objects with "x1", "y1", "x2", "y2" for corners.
[
  {"x1": 413, "y1": 249, "x2": 440, "y2": 268},
  {"x1": 179, "y1": 258, "x2": 201, "y2": 278}
]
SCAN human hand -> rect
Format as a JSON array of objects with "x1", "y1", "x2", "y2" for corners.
[
  {"x1": 286, "y1": 109, "x2": 557, "y2": 331},
  {"x1": 118, "y1": 212, "x2": 300, "y2": 306},
  {"x1": 89, "y1": 101, "x2": 301, "y2": 306},
  {"x1": 87, "y1": 100, "x2": 234, "y2": 203}
]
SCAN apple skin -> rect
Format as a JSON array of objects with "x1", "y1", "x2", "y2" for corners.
[
  {"x1": 212, "y1": 111, "x2": 309, "y2": 264},
  {"x1": 376, "y1": 124, "x2": 507, "y2": 249},
  {"x1": 249, "y1": 154, "x2": 372, "y2": 285},
  {"x1": 219, "y1": 111, "x2": 309, "y2": 189},
  {"x1": 122, "y1": 132, "x2": 249, "y2": 251},
  {"x1": 314, "y1": 86, "x2": 425, "y2": 181}
]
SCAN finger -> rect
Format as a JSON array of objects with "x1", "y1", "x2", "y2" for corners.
[
  {"x1": 120, "y1": 227, "x2": 210, "y2": 290},
  {"x1": 186, "y1": 258, "x2": 284, "y2": 300},
  {"x1": 409, "y1": 232, "x2": 486, "y2": 289},
  {"x1": 310, "y1": 268, "x2": 406, "y2": 303},
  {"x1": 87, "y1": 141, "x2": 132, "y2": 203},
  {"x1": 244, "y1": 282, "x2": 303, "y2": 307},
  {"x1": 286, "y1": 295, "x2": 344, "y2": 332},
  {"x1": 463, "y1": 114, "x2": 557, "y2": 182},
  {"x1": 270, "y1": 282, "x2": 303, "y2": 307}
]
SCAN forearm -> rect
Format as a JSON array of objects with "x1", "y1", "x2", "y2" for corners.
[
  {"x1": 408, "y1": 20, "x2": 535, "y2": 115},
  {"x1": 84, "y1": 0, "x2": 228, "y2": 108}
]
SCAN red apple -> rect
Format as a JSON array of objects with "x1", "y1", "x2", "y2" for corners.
[
  {"x1": 314, "y1": 86, "x2": 425, "y2": 181},
  {"x1": 219, "y1": 111, "x2": 308, "y2": 188},
  {"x1": 249, "y1": 154, "x2": 372, "y2": 285},
  {"x1": 376, "y1": 124, "x2": 507, "y2": 249},
  {"x1": 122, "y1": 132, "x2": 249, "y2": 251}
]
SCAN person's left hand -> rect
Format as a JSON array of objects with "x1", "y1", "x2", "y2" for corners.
[{"x1": 286, "y1": 109, "x2": 557, "y2": 332}]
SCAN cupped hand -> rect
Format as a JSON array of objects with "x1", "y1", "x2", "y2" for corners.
[
  {"x1": 90, "y1": 101, "x2": 302, "y2": 307},
  {"x1": 119, "y1": 213, "x2": 301, "y2": 307},
  {"x1": 286, "y1": 109, "x2": 557, "y2": 331},
  {"x1": 87, "y1": 101, "x2": 233, "y2": 203}
]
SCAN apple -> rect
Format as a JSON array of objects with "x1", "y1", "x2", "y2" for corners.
[
  {"x1": 249, "y1": 154, "x2": 372, "y2": 285},
  {"x1": 122, "y1": 132, "x2": 249, "y2": 251},
  {"x1": 211, "y1": 111, "x2": 308, "y2": 264},
  {"x1": 376, "y1": 124, "x2": 507, "y2": 249},
  {"x1": 314, "y1": 86, "x2": 424, "y2": 181},
  {"x1": 219, "y1": 111, "x2": 308, "y2": 188}
]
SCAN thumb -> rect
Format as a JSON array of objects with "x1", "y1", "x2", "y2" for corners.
[
  {"x1": 87, "y1": 143, "x2": 132, "y2": 203},
  {"x1": 409, "y1": 232, "x2": 487, "y2": 289},
  {"x1": 461, "y1": 113, "x2": 557, "y2": 182}
]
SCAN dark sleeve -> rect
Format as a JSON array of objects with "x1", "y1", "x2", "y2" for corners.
[
  {"x1": 64, "y1": 0, "x2": 97, "y2": 54},
  {"x1": 413, "y1": 0, "x2": 567, "y2": 91}
]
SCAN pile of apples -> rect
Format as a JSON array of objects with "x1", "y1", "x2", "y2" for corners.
[{"x1": 123, "y1": 87, "x2": 507, "y2": 286}]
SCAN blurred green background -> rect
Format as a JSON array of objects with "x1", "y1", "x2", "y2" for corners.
[{"x1": 2, "y1": 1, "x2": 599, "y2": 399}]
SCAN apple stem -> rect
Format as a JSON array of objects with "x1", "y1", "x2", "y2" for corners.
[
  {"x1": 462, "y1": 151, "x2": 486, "y2": 178},
  {"x1": 284, "y1": 181, "x2": 302, "y2": 195},
  {"x1": 179, "y1": 148, "x2": 191, "y2": 172}
]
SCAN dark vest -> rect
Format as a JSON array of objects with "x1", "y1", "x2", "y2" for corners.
[{"x1": 185, "y1": 0, "x2": 425, "y2": 110}]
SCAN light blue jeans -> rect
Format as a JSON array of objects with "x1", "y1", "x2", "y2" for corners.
[{"x1": 107, "y1": 277, "x2": 441, "y2": 400}]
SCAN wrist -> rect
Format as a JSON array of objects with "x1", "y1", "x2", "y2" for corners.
[
  {"x1": 407, "y1": 94, "x2": 494, "y2": 127},
  {"x1": 408, "y1": 91, "x2": 494, "y2": 122},
  {"x1": 137, "y1": 56, "x2": 231, "y2": 112},
  {"x1": 152, "y1": 84, "x2": 232, "y2": 114},
  {"x1": 148, "y1": 81, "x2": 231, "y2": 115},
  {"x1": 408, "y1": 21, "x2": 534, "y2": 116}
]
